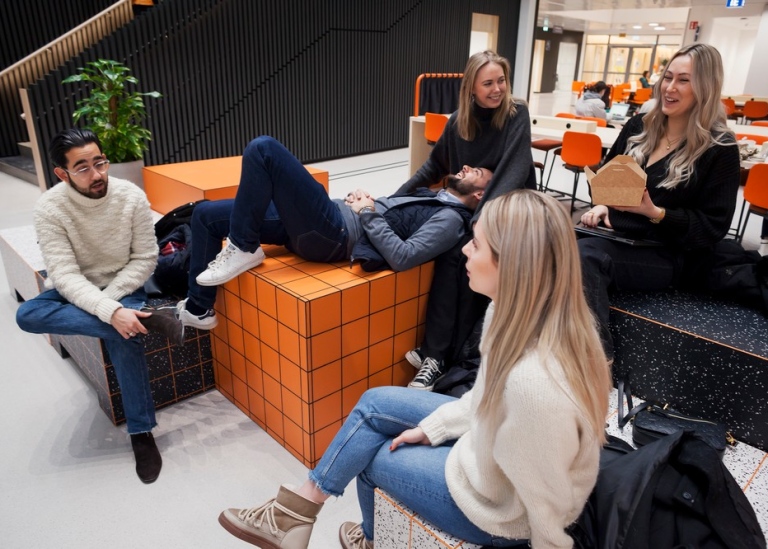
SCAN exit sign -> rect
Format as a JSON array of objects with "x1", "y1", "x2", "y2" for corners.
[{"x1": 726, "y1": 0, "x2": 745, "y2": 7}]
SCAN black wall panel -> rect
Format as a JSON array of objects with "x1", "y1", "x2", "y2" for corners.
[
  {"x1": 0, "y1": 0, "x2": 115, "y2": 71},
  {"x1": 25, "y1": 0, "x2": 521, "y2": 189}
]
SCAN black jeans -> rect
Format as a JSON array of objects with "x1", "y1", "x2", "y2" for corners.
[
  {"x1": 578, "y1": 237, "x2": 681, "y2": 358},
  {"x1": 420, "y1": 234, "x2": 490, "y2": 365}
]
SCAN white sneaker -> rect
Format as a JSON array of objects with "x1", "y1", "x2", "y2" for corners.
[
  {"x1": 196, "y1": 238, "x2": 265, "y2": 286},
  {"x1": 760, "y1": 238, "x2": 768, "y2": 257},
  {"x1": 176, "y1": 298, "x2": 218, "y2": 330}
]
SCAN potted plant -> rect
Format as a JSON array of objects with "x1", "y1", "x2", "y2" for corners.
[{"x1": 62, "y1": 59, "x2": 162, "y2": 187}]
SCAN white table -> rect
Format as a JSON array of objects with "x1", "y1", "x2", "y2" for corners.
[{"x1": 729, "y1": 122, "x2": 768, "y2": 138}]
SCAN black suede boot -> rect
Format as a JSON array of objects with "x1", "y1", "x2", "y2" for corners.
[
  {"x1": 130, "y1": 432, "x2": 162, "y2": 484},
  {"x1": 140, "y1": 307, "x2": 185, "y2": 346}
]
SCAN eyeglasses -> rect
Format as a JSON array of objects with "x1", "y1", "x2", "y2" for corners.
[{"x1": 64, "y1": 159, "x2": 110, "y2": 179}]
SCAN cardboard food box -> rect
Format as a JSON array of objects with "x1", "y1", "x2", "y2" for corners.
[{"x1": 585, "y1": 155, "x2": 647, "y2": 207}]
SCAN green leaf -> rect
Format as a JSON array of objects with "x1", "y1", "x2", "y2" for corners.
[{"x1": 61, "y1": 59, "x2": 161, "y2": 161}]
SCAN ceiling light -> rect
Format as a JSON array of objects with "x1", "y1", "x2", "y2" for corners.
[
  {"x1": 649, "y1": 23, "x2": 658, "y2": 26},
  {"x1": 633, "y1": 25, "x2": 642, "y2": 29},
  {"x1": 655, "y1": 26, "x2": 666, "y2": 30}
]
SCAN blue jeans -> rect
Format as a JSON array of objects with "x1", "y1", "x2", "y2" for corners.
[
  {"x1": 187, "y1": 136, "x2": 348, "y2": 309},
  {"x1": 16, "y1": 288, "x2": 157, "y2": 434},
  {"x1": 308, "y1": 387, "x2": 524, "y2": 546}
]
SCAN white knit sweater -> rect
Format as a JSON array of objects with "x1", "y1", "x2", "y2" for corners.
[
  {"x1": 419, "y1": 303, "x2": 600, "y2": 548},
  {"x1": 34, "y1": 177, "x2": 158, "y2": 324}
]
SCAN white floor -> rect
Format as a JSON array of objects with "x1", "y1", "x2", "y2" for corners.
[{"x1": 1, "y1": 93, "x2": 765, "y2": 548}]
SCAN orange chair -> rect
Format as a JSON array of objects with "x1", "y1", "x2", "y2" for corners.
[
  {"x1": 572, "y1": 81, "x2": 586, "y2": 97},
  {"x1": 548, "y1": 131, "x2": 603, "y2": 213},
  {"x1": 751, "y1": 121, "x2": 768, "y2": 127},
  {"x1": 424, "y1": 112, "x2": 449, "y2": 144},
  {"x1": 737, "y1": 163, "x2": 768, "y2": 241},
  {"x1": 532, "y1": 139, "x2": 563, "y2": 191},
  {"x1": 612, "y1": 83, "x2": 631, "y2": 103},
  {"x1": 577, "y1": 115, "x2": 608, "y2": 127},
  {"x1": 736, "y1": 134, "x2": 768, "y2": 146},
  {"x1": 629, "y1": 87, "x2": 652, "y2": 106},
  {"x1": 556, "y1": 112, "x2": 577, "y2": 118},
  {"x1": 742, "y1": 100, "x2": 768, "y2": 124}
]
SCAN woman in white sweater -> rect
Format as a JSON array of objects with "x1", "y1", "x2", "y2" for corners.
[{"x1": 218, "y1": 191, "x2": 612, "y2": 549}]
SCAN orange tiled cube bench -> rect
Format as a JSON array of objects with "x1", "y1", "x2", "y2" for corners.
[
  {"x1": 210, "y1": 245, "x2": 434, "y2": 467},
  {"x1": 373, "y1": 489, "x2": 481, "y2": 549},
  {"x1": 143, "y1": 156, "x2": 329, "y2": 214},
  {"x1": 0, "y1": 225, "x2": 215, "y2": 426}
]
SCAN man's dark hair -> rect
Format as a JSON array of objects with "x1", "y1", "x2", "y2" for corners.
[{"x1": 48, "y1": 128, "x2": 102, "y2": 168}]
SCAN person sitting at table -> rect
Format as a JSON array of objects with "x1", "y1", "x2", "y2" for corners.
[
  {"x1": 578, "y1": 43, "x2": 741, "y2": 358},
  {"x1": 394, "y1": 50, "x2": 536, "y2": 391},
  {"x1": 639, "y1": 70, "x2": 651, "y2": 89},
  {"x1": 216, "y1": 190, "x2": 612, "y2": 549},
  {"x1": 175, "y1": 136, "x2": 491, "y2": 329},
  {"x1": 575, "y1": 81, "x2": 609, "y2": 120}
]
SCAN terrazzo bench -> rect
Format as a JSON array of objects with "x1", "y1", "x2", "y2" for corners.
[
  {"x1": 209, "y1": 244, "x2": 433, "y2": 468},
  {"x1": 0, "y1": 225, "x2": 215, "y2": 426},
  {"x1": 609, "y1": 290, "x2": 768, "y2": 451},
  {"x1": 373, "y1": 386, "x2": 768, "y2": 545}
]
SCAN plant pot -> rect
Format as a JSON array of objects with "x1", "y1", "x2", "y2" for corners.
[{"x1": 109, "y1": 159, "x2": 145, "y2": 190}]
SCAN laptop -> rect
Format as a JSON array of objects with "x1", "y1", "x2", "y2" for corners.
[
  {"x1": 608, "y1": 103, "x2": 630, "y2": 121},
  {"x1": 574, "y1": 224, "x2": 664, "y2": 247}
]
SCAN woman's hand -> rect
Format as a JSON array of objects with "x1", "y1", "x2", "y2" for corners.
[
  {"x1": 390, "y1": 427, "x2": 431, "y2": 451},
  {"x1": 612, "y1": 189, "x2": 662, "y2": 220},
  {"x1": 580, "y1": 205, "x2": 611, "y2": 228}
]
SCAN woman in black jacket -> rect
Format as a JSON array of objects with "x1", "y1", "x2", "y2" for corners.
[{"x1": 578, "y1": 43, "x2": 740, "y2": 357}]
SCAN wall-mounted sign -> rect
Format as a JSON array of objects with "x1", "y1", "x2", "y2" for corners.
[
  {"x1": 726, "y1": 0, "x2": 745, "y2": 7},
  {"x1": 689, "y1": 21, "x2": 698, "y2": 30},
  {"x1": 552, "y1": 26, "x2": 563, "y2": 34}
]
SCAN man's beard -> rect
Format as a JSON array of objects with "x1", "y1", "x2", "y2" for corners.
[
  {"x1": 69, "y1": 176, "x2": 108, "y2": 199},
  {"x1": 446, "y1": 175, "x2": 476, "y2": 196}
]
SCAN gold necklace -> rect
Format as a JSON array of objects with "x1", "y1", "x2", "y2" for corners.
[{"x1": 665, "y1": 134, "x2": 684, "y2": 150}]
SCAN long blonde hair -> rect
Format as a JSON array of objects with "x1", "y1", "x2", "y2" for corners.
[
  {"x1": 627, "y1": 43, "x2": 735, "y2": 190},
  {"x1": 456, "y1": 50, "x2": 518, "y2": 141},
  {"x1": 477, "y1": 191, "x2": 611, "y2": 442}
]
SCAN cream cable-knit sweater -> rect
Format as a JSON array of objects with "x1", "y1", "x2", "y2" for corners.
[
  {"x1": 34, "y1": 177, "x2": 158, "y2": 324},
  {"x1": 419, "y1": 303, "x2": 600, "y2": 549}
]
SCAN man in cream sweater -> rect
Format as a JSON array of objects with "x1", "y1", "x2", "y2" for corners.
[{"x1": 16, "y1": 128, "x2": 173, "y2": 484}]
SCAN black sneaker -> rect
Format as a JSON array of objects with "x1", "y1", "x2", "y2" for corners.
[
  {"x1": 408, "y1": 357, "x2": 442, "y2": 391},
  {"x1": 405, "y1": 348, "x2": 425, "y2": 369}
]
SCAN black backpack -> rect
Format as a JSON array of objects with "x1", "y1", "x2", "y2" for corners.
[
  {"x1": 570, "y1": 431, "x2": 766, "y2": 549},
  {"x1": 145, "y1": 200, "x2": 207, "y2": 297}
]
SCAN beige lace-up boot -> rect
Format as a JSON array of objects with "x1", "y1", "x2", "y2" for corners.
[
  {"x1": 218, "y1": 485, "x2": 323, "y2": 549},
  {"x1": 339, "y1": 522, "x2": 374, "y2": 549}
]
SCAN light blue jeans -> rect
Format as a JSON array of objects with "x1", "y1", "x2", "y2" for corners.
[
  {"x1": 16, "y1": 288, "x2": 157, "y2": 434},
  {"x1": 308, "y1": 387, "x2": 525, "y2": 546}
]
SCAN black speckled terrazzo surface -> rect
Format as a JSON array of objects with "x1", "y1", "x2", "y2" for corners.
[
  {"x1": 611, "y1": 290, "x2": 768, "y2": 356},
  {"x1": 610, "y1": 290, "x2": 768, "y2": 452}
]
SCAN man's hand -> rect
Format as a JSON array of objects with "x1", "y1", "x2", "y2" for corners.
[
  {"x1": 345, "y1": 189, "x2": 375, "y2": 213},
  {"x1": 390, "y1": 427, "x2": 431, "y2": 451},
  {"x1": 111, "y1": 307, "x2": 151, "y2": 339}
]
